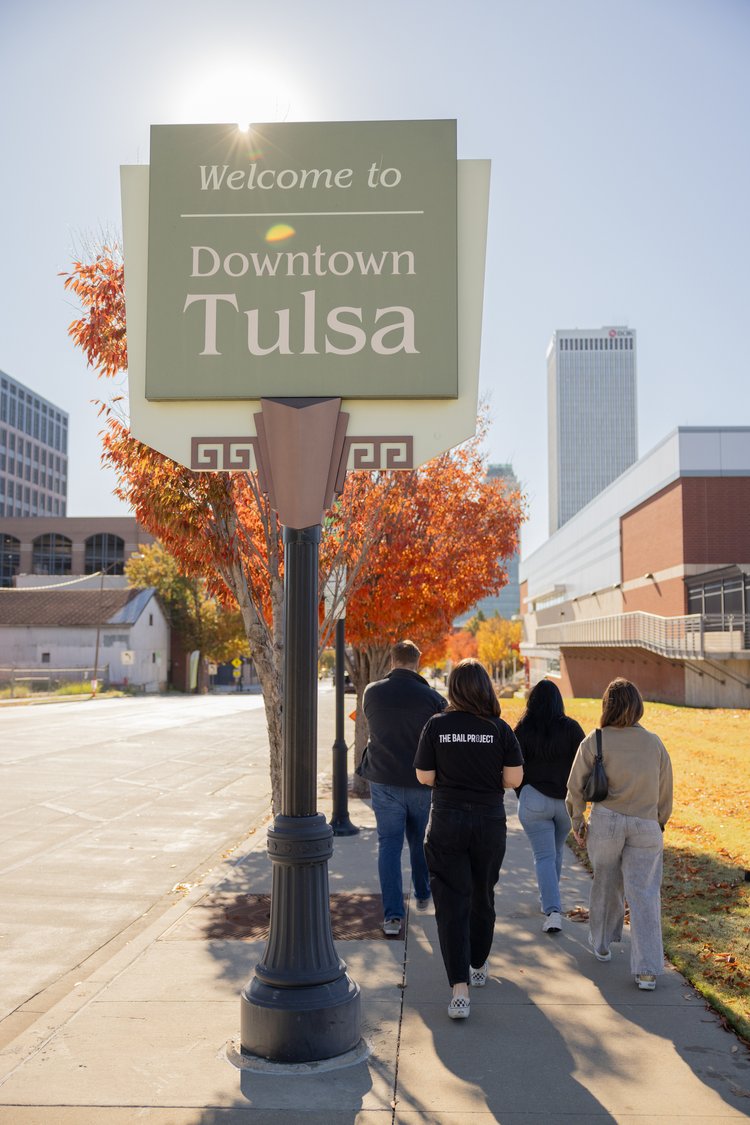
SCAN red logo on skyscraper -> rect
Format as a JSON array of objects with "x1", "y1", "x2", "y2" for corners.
[{"x1": 608, "y1": 329, "x2": 617, "y2": 337}]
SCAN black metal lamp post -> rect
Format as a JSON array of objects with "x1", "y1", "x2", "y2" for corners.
[
  {"x1": 240, "y1": 397, "x2": 361, "y2": 1064},
  {"x1": 330, "y1": 616, "x2": 358, "y2": 837}
]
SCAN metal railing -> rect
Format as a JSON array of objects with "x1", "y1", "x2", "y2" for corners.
[
  {"x1": 702, "y1": 614, "x2": 750, "y2": 649},
  {"x1": 0, "y1": 666, "x2": 108, "y2": 696},
  {"x1": 536, "y1": 613, "x2": 703, "y2": 658},
  {"x1": 534, "y1": 613, "x2": 749, "y2": 660}
]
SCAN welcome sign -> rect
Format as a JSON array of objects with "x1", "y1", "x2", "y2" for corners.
[{"x1": 145, "y1": 121, "x2": 458, "y2": 401}]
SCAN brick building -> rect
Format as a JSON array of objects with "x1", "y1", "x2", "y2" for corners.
[
  {"x1": 0, "y1": 516, "x2": 153, "y2": 587},
  {"x1": 521, "y1": 427, "x2": 750, "y2": 708}
]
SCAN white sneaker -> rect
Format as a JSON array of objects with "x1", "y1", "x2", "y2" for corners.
[
  {"x1": 448, "y1": 995, "x2": 470, "y2": 1019},
  {"x1": 383, "y1": 918, "x2": 402, "y2": 936},
  {"x1": 469, "y1": 962, "x2": 488, "y2": 987},
  {"x1": 588, "y1": 933, "x2": 611, "y2": 962},
  {"x1": 542, "y1": 911, "x2": 562, "y2": 933},
  {"x1": 635, "y1": 973, "x2": 657, "y2": 990}
]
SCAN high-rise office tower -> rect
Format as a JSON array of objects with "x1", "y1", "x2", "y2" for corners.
[
  {"x1": 0, "y1": 371, "x2": 69, "y2": 518},
  {"x1": 547, "y1": 327, "x2": 637, "y2": 534}
]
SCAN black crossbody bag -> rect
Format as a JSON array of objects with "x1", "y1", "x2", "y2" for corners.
[{"x1": 583, "y1": 728, "x2": 608, "y2": 802}]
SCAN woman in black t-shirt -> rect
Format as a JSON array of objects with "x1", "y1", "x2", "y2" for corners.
[
  {"x1": 414, "y1": 659, "x2": 524, "y2": 1020},
  {"x1": 514, "y1": 680, "x2": 584, "y2": 935}
]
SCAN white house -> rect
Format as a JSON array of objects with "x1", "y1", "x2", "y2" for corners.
[{"x1": 0, "y1": 586, "x2": 169, "y2": 692}]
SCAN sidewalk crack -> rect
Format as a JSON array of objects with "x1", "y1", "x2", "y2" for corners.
[{"x1": 390, "y1": 894, "x2": 411, "y2": 1123}]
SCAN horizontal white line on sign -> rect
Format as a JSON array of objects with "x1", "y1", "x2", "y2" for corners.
[{"x1": 180, "y1": 210, "x2": 426, "y2": 218}]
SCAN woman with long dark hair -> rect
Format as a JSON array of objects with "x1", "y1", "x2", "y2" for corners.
[
  {"x1": 567, "y1": 678, "x2": 673, "y2": 990},
  {"x1": 514, "y1": 679, "x2": 584, "y2": 933},
  {"x1": 414, "y1": 659, "x2": 524, "y2": 1020}
]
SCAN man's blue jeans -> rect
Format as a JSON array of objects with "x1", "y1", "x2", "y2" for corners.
[{"x1": 370, "y1": 782, "x2": 432, "y2": 920}]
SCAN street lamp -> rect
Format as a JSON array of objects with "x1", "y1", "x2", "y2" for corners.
[
  {"x1": 323, "y1": 566, "x2": 358, "y2": 837},
  {"x1": 330, "y1": 615, "x2": 358, "y2": 837},
  {"x1": 239, "y1": 397, "x2": 361, "y2": 1065}
]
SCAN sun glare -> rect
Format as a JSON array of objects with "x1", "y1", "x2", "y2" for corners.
[{"x1": 175, "y1": 62, "x2": 311, "y2": 127}]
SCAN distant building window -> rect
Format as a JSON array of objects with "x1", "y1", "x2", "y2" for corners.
[
  {"x1": 686, "y1": 572, "x2": 748, "y2": 624},
  {"x1": 149, "y1": 613, "x2": 154, "y2": 626},
  {"x1": 102, "y1": 634, "x2": 129, "y2": 648},
  {"x1": 85, "y1": 533, "x2": 125, "y2": 575},
  {"x1": 0, "y1": 534, "x2": 20, "y2": 588},
  {"x1": 32, "y1": 533, "x2": 72, "y2": 576},
  {"x1": 41, "y1": 652, "x2": 51, "y2": 664}
]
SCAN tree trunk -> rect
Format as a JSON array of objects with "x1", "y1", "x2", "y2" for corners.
[
  {"x1": 197, "y1": 654, "x2": 209, "y2": 695},
  {"x1": 230, "y1": 562, "x2": 285, "y2": 815}
]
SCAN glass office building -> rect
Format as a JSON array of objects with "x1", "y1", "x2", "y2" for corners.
[
  {"x1": 0, "y1": 372, "x2": 68, "y2": 518},
  {"x1": 547, "y1": 327, "x2": 637, "y2": 534},
  {"x1": 454, "y1": 462, "x2": 521, "y2": 624}
]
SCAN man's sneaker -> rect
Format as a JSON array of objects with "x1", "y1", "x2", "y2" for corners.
[
  {"x1": 635, "y1": 973, "x2": 657, "y2": 990},
  {"x1": 415, "y1": 897, "x2": 431, "y2": 912},
  {"x1": 383, "y1": 918, "x2": 402, "y2": 936},
  {"x1": 469, "y1": 962, "x2": 488, "y2": 987},
  {"x1": 448, "y1": 995, "x2": 470, "y2": 1019},
  {"x1": 543, "y1": 911, "x2": 562, "y2": 933},
  {"x1": 588, "y1": 933, "x2": 612, "y2": 962}
]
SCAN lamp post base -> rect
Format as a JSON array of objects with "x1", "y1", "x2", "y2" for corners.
[
  {"x1": 240, "y1": 975, "x2": 361, "y2": 1064},
  {"x1": 239, "y1": 813, "x2": 361, "y2": 1064}
]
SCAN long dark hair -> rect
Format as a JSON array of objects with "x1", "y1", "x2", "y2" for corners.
[
  {"x1": 514, "y1": 679, "x2": 568, "y2": 762},
  {"x1": 447, "y1": 659, "x2": 500, "y2": 720}
]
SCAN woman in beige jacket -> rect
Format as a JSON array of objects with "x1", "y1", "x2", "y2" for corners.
[{"x1": 566, "y1": 678, "x2": 673, "y2": 991}]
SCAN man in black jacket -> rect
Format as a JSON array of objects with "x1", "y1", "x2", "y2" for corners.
[{"x1": 360, "y1": 640, "x2": 446, "y2": 935}]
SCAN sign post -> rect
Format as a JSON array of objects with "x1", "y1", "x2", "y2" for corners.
[{"x1": 120, "y1": 119, "x2": 489, "y2": 1065}]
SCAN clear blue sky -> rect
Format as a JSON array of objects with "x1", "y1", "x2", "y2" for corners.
[{"x1": 1, "y1": 0, "x2": 748, "y2": 554}]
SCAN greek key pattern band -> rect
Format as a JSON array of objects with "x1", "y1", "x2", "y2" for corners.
[
  {"x1": 343, "y1": 436, "x2": 414, "y2": 471},
  {"x1": 190, "y1": 437, "x2": 259, "y2": 472},
  {"x1": 190, "y1": 434, "x2": 415, "y2": 473}
]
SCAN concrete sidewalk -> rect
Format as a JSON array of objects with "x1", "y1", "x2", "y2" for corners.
[{"x1": 1, "y1": 775, "x2": 749, "y2": 1120}]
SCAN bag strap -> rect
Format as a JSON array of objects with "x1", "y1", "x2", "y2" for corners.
[{"x1": 595, "y1": 728, "x2": 603, "y2": 761}]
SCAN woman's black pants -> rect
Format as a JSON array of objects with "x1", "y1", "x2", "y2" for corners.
[{"x1": 424, "y1": 799, "x2": 507, "y2": 986}]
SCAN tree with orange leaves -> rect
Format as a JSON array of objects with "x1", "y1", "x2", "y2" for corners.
[
  {"x1": 444, "y1": 629, "x2": 479, "y2": 666},
  {"x1": 62, "y1": 247, "x2": 525, "y2": 807},
  {"x1": 341, "y1": 443, "x2": 524, "y2": 765}
]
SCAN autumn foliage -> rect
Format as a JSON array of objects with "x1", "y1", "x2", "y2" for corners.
[
  {"x1": 62, "y1": 247, "x2": 525, "y2": 806},
  {"x1": 444, "y1": 629, "x2": 479, "y2": 665},
  {"x1": 476, "y1": 617, "x2": 522, "y2": 681}
]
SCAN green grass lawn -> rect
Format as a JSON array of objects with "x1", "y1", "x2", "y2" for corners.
[{"x1": 500, "y1": 695, "x2": 750, "y2": 1042}]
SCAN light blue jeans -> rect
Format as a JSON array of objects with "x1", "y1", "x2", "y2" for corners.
[
  {"x1": 370, "y1": 782, "x2": 432, "y2": 920},
  {"x1": 587, "y1": 804, "x2": 665, "y2": 976},
  {"x1": 517, "y1": 785, "x2": 571, "y2": 915}
]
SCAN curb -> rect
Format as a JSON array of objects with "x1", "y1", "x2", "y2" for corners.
[{"x1": 0, "y1": 809, "x2": 273, "y2": 1088}]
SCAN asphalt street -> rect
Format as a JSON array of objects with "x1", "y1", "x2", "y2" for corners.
[{"x1": 0, "y1": 692, "x2": 275, "y2": 1042}]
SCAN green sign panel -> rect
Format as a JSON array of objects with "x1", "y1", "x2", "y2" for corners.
[{"x1": 145, "y1": 121, "x2": 457, "y2": 401}]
